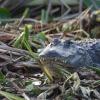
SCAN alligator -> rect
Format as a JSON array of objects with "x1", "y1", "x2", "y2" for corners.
[{"x1": 39, "y1": 38, "x2": 100, "y2": 70}]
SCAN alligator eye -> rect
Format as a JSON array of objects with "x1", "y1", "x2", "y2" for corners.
[{"x1": 53, "y1": 38, "x2": 60, "y2": 45}]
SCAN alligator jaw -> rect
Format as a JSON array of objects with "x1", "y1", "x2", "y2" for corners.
[
  {"x1": 40, "y1": 56, "x2": 68, "y2": 66},
  {"x1": 39, "y1": 56, "x2": 74, "y2": 81}
]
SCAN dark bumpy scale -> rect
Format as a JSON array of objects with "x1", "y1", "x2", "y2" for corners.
[{"x1": 39, "y1": 38, "x2": 100, "y2": 68}]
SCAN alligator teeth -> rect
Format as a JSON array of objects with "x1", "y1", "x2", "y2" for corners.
[
  {"x1": 62, "y1": 60, "x2": 65, "y2": 63},
  {"x1": 42, "y1": 58, "x2": 45, "y2": 61},
  {"x1": 65, "y1": 60, "x2": 67, "y2": 63},
  {"x1": 64, "y1": 60, "x2": 67, "y2": 63},
  {"x1": 55, "y1": 58, "x2": 57, "y2": 61},
  {"x1": 61, "y1": 60, "x2": 67, "y2": 64},
  {"x1": 42, "y1": 58, "x2": 44, "y2": 61}
]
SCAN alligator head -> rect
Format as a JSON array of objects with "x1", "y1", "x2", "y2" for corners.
[
  {"x1": 39, "y1": 39, "x2": 90, "y2": 67},
  {"x1": 39, "y1": 38, "x2": 93, "y2": 69}
]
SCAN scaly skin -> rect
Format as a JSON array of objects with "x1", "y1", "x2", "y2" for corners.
[{"x1": 39, "y1": 38, "x2": 100, "y2": 68}]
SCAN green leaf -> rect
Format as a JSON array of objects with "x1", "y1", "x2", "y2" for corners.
[
  {"x1": 83, "y1": 0, "x2": 100, "y2": 10},
  {"x1": 93, "y1": 80, "x2": 100, "y2": 86},
  {"x1": 32, "y1": 31, "x2": 46, "y2": 45},
  {"x1": 24, "y1": 25, "x2": 30, "y2": 41},
  {"x1": 89, "y1": 67, "x2": 100, "y2": 76},
  {"x1": 25, "y1": 83, "x2": 33, "y2": 92},
  {"x1": 13, "y1": 25, "x2": 30, "y2": 48},
  {"x1": 0, "y1": 71, "x2": 6, "y2": 84},
  {"x1": 0, "y1": 8, "x2": 11, "y2": 19},
  {"x1": 25, "y1": 84, "x2": 42, "y2": 95},
  {"x1": 13, "y1": 32, "x2": 24, "y2": 48},
  {"x1": 41, "y1": 9, "x2": 49, "y2": 24},
  {"x1": 22, "y1": 8, "x2": 29, "y2": 18},
  {"x1": 0, "y1": 91, "x2": 24, "y2": 100},
  {"x1": 13, "y1": 25, "x2": 38, "y2": 59},
  {"x1": 36, "y1": 32, "x2": 46, "y2": 41}
]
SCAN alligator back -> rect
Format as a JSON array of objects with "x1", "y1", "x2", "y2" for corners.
[{"x1": 72, "y1": 39, "x2": 100, "y2": 67}]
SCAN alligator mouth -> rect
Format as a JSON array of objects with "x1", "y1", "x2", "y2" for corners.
[
  {"x1": 40, "y1": 56, "x2": 68, "y2": 67},
  {"x1": 39, "y1": 56, "x2": 72, "y2": 81}
]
